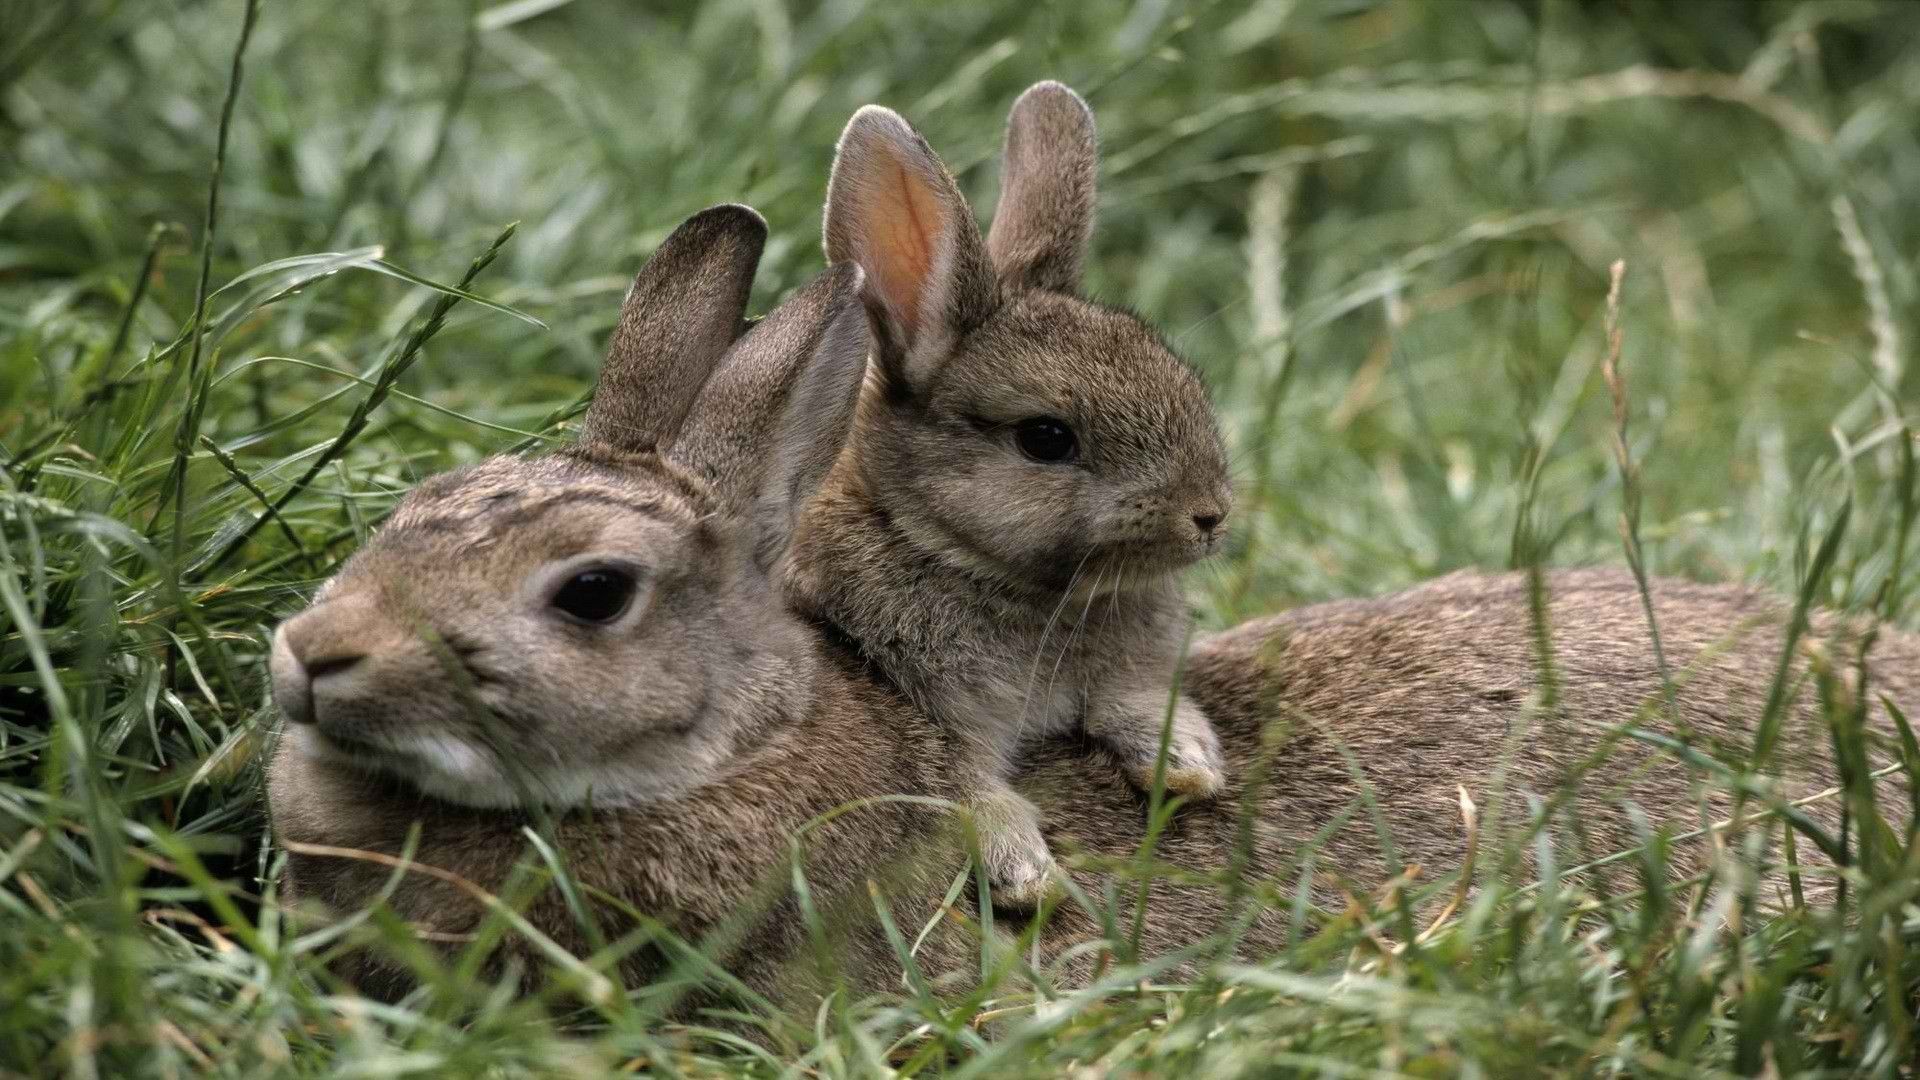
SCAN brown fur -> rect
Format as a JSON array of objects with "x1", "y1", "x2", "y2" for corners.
[
  {"x1": 270, "y1": 638, "x2": 963, "y2": 1002},
  {"x1": 792, "y1": 82, "x2": 1235, "y2": 905},
  {"x1": 988, "y1": 81, "x2": 1099, "y2": 292},
  {"x1": 265, "y1": 203, "x2": 1918, "y2": 1017},
  {"x1": 586, "y1": 205, "x2": 763, "y2": 450},
  {"x1": 274, "y1": 564, "x2": 1918, "y2": 1002},
  {"x1": 1014, "y1": 568, "x2": 1915, "y2": 977},
  {"x1": 265, "y1": 202, "x2": 971, "y2": 1005}
]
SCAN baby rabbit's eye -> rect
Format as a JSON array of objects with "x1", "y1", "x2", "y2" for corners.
[
  {"x1": 549, "y1": 567, "x2": 638, "y2": 624},
  {"x1": 1014, "y1": 417, "x2": 1078, "y2": 463}
]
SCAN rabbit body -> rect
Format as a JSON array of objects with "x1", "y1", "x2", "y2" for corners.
[
  {"x1": 1016, "y1": 567, "x2": 1917, "y2": 979},
  {"x1": 785, "y1": 83, "x2": 1235, "y2": 905},
  {"x1": 274, "y1": 552, "x2": 1920, "y2": 1002},
  {"x1": 260, "y1": 121, "x2": 1919, "y2": 1014},
  {"x1": 265, "y1": 204, "x2": 968, "y2": 1001},
  {"x1": 271, "y1": 627, "x2": 964, "y2": 1004}
]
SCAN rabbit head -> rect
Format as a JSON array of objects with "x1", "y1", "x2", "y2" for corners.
[
  {"x1": 269, "y1": 206, "x2": 870, "y2": 810},
  {"x1": 822, "y1": 82, "x2": 1232, "y2": 595}
]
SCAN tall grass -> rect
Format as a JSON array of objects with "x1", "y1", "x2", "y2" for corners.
[{"x1": 2, "y1": 0, "x2": 1918, "y2": 1074}]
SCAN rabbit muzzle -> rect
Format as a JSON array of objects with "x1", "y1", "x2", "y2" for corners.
[
  {"x1": 1186, "y1": 492, "x2": 1231, "y2": 550},
  {"x1": 273, "y1": 609, "x2": 366, "y2": 733},
  {"x1": 1100, "y1": 489, "x2": 1232, "y2": 571},
  {"x1": 271, "y1": 604, "x2": 529, "y2": 805},
  {"x1": 272, "y1": 593, "x2": 429, "y2": 743}
]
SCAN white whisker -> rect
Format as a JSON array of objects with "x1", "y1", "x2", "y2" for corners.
[
  {"x1": 1018, "y1": 547, "x2": 1097, "y2": 732},
  {"x1": 1044, "y1": 562, "x2": 1106, "y2": 712}
]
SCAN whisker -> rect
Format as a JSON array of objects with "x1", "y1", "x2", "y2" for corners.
[
  {"x1": 1044, "y1": 563, "x2": 1106, "y2": 712},
  {"x1": 1019, "y1": 547, "x2": 1097, "y2": 732}
]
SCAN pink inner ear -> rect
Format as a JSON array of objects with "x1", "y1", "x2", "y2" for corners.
[{"x1": 867, "y1": 161, "x2": 944, "y2": 343}]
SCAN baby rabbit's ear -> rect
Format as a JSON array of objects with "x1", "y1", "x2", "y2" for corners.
[
  {"x1": 581, "y1": 204, "x2": 767, "y2": 453},
  {"x1": 988, "y1": 81, "x2": 1097, "y2": 294},
  {"x1": 824, "y1": 105, "x2": 998, "y2": 394},
  {"x1": 672, "y1": 262, "x2": 870, "y2": 567}
]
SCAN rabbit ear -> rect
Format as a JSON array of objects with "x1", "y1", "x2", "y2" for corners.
[
  {"x1": 988, "y1": 81, "x2": 1097, "y2": 294},
  {"x1": 580, "y1": 204, "x2": 767, "y2": 453},
  {"x1": 672, "y1": 262, "x2": 871, "y2": 567},
  {"x1": 823, "y1": 105, "x2": 998, "y2": 393}
]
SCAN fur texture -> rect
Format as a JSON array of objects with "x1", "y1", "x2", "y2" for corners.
[
  {"x1": 268, "y1": 205, "x2": 872, "y2": 815},
  {"x1": 264, "y1": 202, "x2": 1919, "y2": 1017},
  {"x1": 791, "y1": 81, "x2": 1234, "y2": 905},
  {"x1": 267, "y1": 204, "x2": 965, "y2": 1004},
  {"x1": 273, "y1": 562, "x2": 1920, "y2": 1003},
  {"x1": 270, "y1": 637, "x2": 963, "y2": 1003},
  {"x1": 1013, "y1": 568, "x2": 1916, "y2": 979}
]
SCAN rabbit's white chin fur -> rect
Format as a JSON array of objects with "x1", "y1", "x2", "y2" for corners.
[{"x1": 291, "y1": 726, "x2": 676, "y2": 810}]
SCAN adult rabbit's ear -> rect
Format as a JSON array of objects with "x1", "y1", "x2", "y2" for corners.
[
  {"x1": 580, "y1": 204, "x2": 766, "y2": 453},
  {"x1": 671, "y1": 262, "x2": 870, "y2": 568},
  {"x1": 987, "y1": 81, "x2": 1097, "y2": 294},
  {"x1": 823, "y1": 105, "x2": 998, "y2": 395}
]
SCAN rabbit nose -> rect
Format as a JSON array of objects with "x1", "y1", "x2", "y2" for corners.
[
  {"x1": 304, "y1": 652, "x2": 365, "y2": 681},
  {"x1": 1191, "y1": 501, "x2": 1229, "y2": 538},
  {"x1": 270, "y1": 625, "x2": 317, "y2": 726},
  {"x1": 272, "y1": 593, "x2": 401, "y2": 726}
]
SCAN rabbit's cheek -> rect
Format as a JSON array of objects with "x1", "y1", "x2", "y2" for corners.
[
  {"x1": 399, "y1": 754, "x2": 522, "y2": 809},
  {"x1": 389, "y1": 733, "x2": 503, "y2": 787}
]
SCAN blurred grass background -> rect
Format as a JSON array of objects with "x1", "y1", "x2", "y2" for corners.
[{"x1": 2, "y1": 0, "x2": 1918, "y2": 1074}]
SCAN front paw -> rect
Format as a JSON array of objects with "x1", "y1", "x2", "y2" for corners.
[
  {"x1": 967, "y1": 788, "x2": 1059, "y2": 910},
  {"x1": 1108, "y1": 699, "x2": 1227, "y2": 799}
]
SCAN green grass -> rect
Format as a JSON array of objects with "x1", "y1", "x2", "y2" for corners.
[{"x1": 3, "y1": 0, "x2": 1919, "y2": 1074}]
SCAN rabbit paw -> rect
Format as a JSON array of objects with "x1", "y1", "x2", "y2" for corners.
[
  {"x1": 968, "y1": 787, "x2": 1059, "y2": 910},
  {"x1": 1099, "y1": 695, "x2": 1227, "y2": 799}
]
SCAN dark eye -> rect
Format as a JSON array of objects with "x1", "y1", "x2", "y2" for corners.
[
  {"x1": 1014, "y1": 417, "x2": 1078, "y2": 463},
  {"x1": 549, "y1": 567, "x2": 637, "y2": 624}
]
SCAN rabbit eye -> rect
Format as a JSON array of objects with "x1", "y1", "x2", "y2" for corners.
[
  {"x1": 1014, "y1": 417, "x2": 1078, "y2": 463},
  {"x1": 549, "y1": 567, "x2": 637, "y2": 624}
]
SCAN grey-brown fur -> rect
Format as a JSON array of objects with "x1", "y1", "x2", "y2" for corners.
[
  {"x1": 585, "y1": 204, "x2": 764, "y2": 451},
  {"x1": 269, "y1": 206, "x2": 872, "y2": 815},
  {"x1": 1015, "y1": 568, "x2": 1915, "y2": 978},
  {"x1": 266, "y1": 202, "x2": 1918, "y2": 1015},
  {"x1": 274, "y1": 558, "x2": 1918, "y2": 1002},
  {"x1": 791, "y1": 81, "x2": 1235, "y2": 905},
  {"x1": 265, "y1": 203, "x2": 968, "y2": 1002},
  {"x1": 270, "y1": 636, "x2": 963, "y2": 1003},
  {"x1": 988, "y1": 81, "x2": 1098, "y2": 292}
]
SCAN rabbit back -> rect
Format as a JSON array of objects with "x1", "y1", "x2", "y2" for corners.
[{"x1": 1012, "y1": 567, "x2": 1916, "y2": 975}]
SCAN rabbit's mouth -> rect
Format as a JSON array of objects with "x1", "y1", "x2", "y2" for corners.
[
  {"x1": 298, "y1": 725, "x2": 523, "y2": 805},
  {"x1": 1094, "y1": 534, "x2": 1221, "y2": 575},
  {"x1": 299, "y1": 722, "x2": 691, "y2": 810},
  {"x1": 1064, "y1": 549, "x2": 1195, "y2": 600},
  {"x1": 306, "y1": 725, "x2": 385, "y2": 761}
]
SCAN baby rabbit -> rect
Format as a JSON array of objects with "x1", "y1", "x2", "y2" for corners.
[
  {"x1": 785, "y1": 82, "x2": 1234, "y2": 907},
  {"x1": 269, "y1": 205, "x2": 966, "y2": 1000}
]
